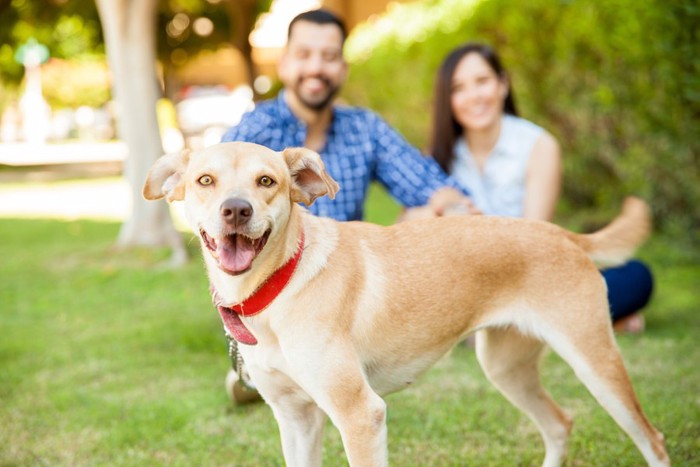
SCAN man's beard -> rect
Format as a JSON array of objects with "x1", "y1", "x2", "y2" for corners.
[{"x1": 294, "y1": 75, "x2": 340, "y2": 111}]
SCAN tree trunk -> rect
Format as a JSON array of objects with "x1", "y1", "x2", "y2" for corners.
[{"x1": 96, "y1": 0, "x2": 187, "y2": 265}]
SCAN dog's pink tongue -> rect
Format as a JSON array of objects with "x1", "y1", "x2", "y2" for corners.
[{"x1": 217, "y1": 235, "x2": 255, "y2": 273}]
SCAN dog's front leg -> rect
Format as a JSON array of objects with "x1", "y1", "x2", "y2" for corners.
[
  {"x1": 249, "y1": 367, "x2": 327, "y2": 467},
  {"x1": 329, "y1": 387, "x2": 387, "y2": 467},
  {"x1": 268, "y1": 397, "x2": 326, "y2": 467},
  {"x1": 279, "y1": 338, "x2": 388, "y2": 466},
  {"x1": 310, "y1": 366, "x2": 388, "y2": 466}
]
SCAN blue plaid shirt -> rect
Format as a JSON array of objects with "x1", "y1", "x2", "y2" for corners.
[{"x1": 221, "y1": 91, "x2": 468, "y2": 221}]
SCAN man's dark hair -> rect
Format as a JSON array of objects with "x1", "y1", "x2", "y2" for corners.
[{"x1": 288, "y1": 9, "x2": 348, "y2": 43}]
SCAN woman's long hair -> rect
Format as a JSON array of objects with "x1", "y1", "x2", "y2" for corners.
[{"x1": 429, "y1": 43, "x2": 517, "y2": 173}]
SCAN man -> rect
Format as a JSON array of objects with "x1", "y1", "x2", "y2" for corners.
[
  {"x1": 220, "y1": 8, "x2": 476, "y2": 403},
  {"x1": 222, "y1": 8, "x2": 476, "y2": 221}
]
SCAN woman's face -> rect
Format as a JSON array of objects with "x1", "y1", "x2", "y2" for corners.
[{"x1": 450, "y1": 52, "x2": 508, "y2": 133}]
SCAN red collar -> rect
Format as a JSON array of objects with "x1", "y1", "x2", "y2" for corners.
[{"x1": 211, "y1": 230, "x2": 305, "y2": 345}]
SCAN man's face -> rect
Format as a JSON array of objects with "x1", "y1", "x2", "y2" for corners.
[{"x1": 278, "y1": 21, "x2": 347, "y2": 112}]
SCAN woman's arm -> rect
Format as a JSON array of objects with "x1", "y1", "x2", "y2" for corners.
[{"x1": 523, "y1": 131, "x2": 562, "y2": 221}]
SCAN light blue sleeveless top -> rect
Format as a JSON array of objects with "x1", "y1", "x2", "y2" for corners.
[{"x1": 450, "y1": 115, "x2": 544, "y2": 217}]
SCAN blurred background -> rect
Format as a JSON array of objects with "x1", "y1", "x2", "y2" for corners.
[
  {"x1": 0, "y1": 0, "x2": 422, "y2": 152},
  {"x1": 0, "y1": 0, "x2": 697, "y2": 245}
]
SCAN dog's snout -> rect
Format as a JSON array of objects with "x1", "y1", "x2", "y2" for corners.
[{"x1": 220, "y1": 198, "x2": 253, "y2": 226}]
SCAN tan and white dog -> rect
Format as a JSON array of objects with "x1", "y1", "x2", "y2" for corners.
[{"x1": 143, "y1": 142, "x2": 668, "y2": 467}]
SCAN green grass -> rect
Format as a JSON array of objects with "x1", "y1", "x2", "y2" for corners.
[{"x1": 1, "y1": 187, "x2": 699, "y2": 466}]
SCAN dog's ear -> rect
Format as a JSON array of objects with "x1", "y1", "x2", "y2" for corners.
[
  {"x1": 142, "y1": 149, "x2": 191, "y2": 202},
  {"x1": 282, "y1": 147, "x2": 340, "y2": 205}
]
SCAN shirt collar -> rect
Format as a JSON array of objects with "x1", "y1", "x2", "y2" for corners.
[
  {"x1": 457, "y1": 115, "x2": 511, "y2": 159},
  {"x1": 491, "y1": 114, "x2": 515, "y2": 156},
  {"x1": 275, "y1": 90, "x2": 300, "y2": 126},
  {"x1": 277, "y1": 89, "x2": 338, "y2": 134}
]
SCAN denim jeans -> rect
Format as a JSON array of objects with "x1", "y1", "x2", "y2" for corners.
[{"x1": 602, "y1": 260, "x2": 654, "y2": 321}]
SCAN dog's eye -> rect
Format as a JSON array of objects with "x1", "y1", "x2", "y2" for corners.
[
  {"x1": 198, "y1": 175, "x2": 214, "y2": 186},
  {"x1": 259, "y1": 176, "x2": 275, "y2": 187}
]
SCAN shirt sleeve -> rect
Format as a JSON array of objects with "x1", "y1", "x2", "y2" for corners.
[
  {"x1": 221, "y1": 110, "x2": 268, "y2": 144},
  {"x1": 369, "y1": 113, "x2": 470, "y2": 207}
]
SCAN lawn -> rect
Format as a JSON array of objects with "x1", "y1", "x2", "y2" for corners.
[{"x1": 1, "y1": 185, "x2": 699, "y2": 466}]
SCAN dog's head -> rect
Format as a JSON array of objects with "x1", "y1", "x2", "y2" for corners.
[{"x1": 143, "y1": 142, "x2": 339, "y2": 275}]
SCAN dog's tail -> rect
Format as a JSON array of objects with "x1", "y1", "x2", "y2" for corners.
[{"x1": 565, "y1": 197, "x2": 652, "y2": 269}]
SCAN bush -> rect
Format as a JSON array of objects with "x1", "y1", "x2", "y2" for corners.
[
  {"x1": 41, "y1": 57, "x2": 111, "y2": 109},
  {"x1": 343, "y1": 0, "x2": 699, "y2": 243}
]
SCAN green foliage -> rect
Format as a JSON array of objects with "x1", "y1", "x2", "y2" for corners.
[
  {"x1": 157, "y1": 1, "x2": 234, "y2": 64},
  {"x1": 41, "y1": 58, "x2": 111, "y2": 109},
  {"x1": 157, "y1": 0, "x2": 273, "y2": 93},
  {"x1": 1, "y1": 216, "x2": 699, "y2": 465},
  {"x1": 0, "y1": 0, "x2": 274, "y2": 109},
  {"x1": 0, "y1": 1, "x2": 104, "y2": 84},
  {"x1": 343, "y1": 0, "x2": 700, "y2": 241},
  {"x1": 51, "y1": 14, "x2": 104, "y2": 58},
  {"x1": 0, "y1": 0, "x2": 106, "y2": 111},
  {"x1": 365, "y1": 182, "x2": 402, "y2": 225}
]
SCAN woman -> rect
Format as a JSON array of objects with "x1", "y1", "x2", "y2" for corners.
[{"x1": 428, "y1": 43, "x2": 652, "y2": 332}]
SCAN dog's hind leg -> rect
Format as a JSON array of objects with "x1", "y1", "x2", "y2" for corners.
[
  {"x1": 475, "y1": 327, "x2": 573, "y2": 467},
  {"x1": 542, "y1": 305, "x2": 669, "y2": 466}
]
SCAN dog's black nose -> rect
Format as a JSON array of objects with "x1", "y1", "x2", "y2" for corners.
[{"x1": 220, "y1": 198, "x2": 253, "y2": 226}]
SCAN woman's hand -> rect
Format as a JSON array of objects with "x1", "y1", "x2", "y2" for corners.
[
  {"x1": 429, "y1": 187, "x2": 482, "y2": 216},
  {"x1": 396, "y1": 187, "x2": 482, "y2": 222}
]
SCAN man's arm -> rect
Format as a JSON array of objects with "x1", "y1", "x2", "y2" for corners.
[
  {"x1": 221, "y1": 110, "x2": 268, "y2": 144},
  {"x1": 369, "y1": 114, "x2": 473, "y2": 211}
]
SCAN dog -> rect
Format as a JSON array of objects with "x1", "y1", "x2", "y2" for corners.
[{"x1": 143, "y1": 142, "x2": 668, "y2": 467}]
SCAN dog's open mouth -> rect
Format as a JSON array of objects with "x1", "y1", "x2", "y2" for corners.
[{"x1": 200, "y1": 229, "x2": 270, "y2": 275}]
